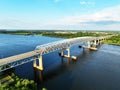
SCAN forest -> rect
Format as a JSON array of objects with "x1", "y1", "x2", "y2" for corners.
[
  {"x1": 41, "y1": 32, "x2": 110, "y2": 38},
  {"x1": 104, "y1": 35, "x2": 120, "y2": 45}
]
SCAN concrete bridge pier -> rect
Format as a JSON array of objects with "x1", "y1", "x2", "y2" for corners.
[
  {"x1": 82, "y1": 40, "x2": 97, "y2": 51},
  {"x1": 92, "y1": 40, "x2": 97, "y2": 50},
  {"x1": 66, "y1": 48, "x2": 71, "y2": 63},
  {"x1": 38, "y1": 54, "x2": 43, "y2": 82},
  {"x1": 39, "y1": 54, "x2": 43, "y2": 71},
  {"x1": 60, "y1": 48, "x2": 71, "y2": 64},
  {"x1": 33, "y1": 56, "x2": 37, "y2": 81},
  {"x1": 94, "y1": 40, "x2": 97, "y2": 48},
  {"x1": 87, "y1": 41, "x2": 91, "y2": 49},
  {"x1": 99, "y1": 39, "x2": 102, "y2": 45},
  {"x1": 66, "y1": 48, "x2": 70, "y2": 58},
  {"x1": 88, "y1": 41, "x2": 97, "y2": 50},
  {"x1": 61, "y1": 48, "x2": 71, "y2": 63},
  {"x1": 33, "y1": 54, "x2": 43, "y2": 82},
  {"x1": 62, "y1": 48, "x2": 71, "y2": 58},
  {"x1": 98, "y1": 39, "x2": 102, "y2": 45},
  {"x1": 61, "y1": 49, "x2": 64, "y2": 57},
  {"x1": 97, "y1": 39, "x2": 99, "y2": 45},
  {"x1": 82, "y1": 41, "x2": 90, "y2": 49},
  {"x1": 33, "y1": 56, "x2": 37, "y2": 67}
]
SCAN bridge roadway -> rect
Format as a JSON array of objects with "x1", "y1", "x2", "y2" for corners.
[
  {"x1": 0, "y1": 51, "x2": 37, "y2": 67},
  {"x1": 0, "y1": 36, "x2": 112, "y2": 72}
]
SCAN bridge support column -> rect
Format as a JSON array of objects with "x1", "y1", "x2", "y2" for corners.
[
  {"x1": 33, "y1": 56, "x2": 37, "y2": 81},
  {"x1": 97, "y1": 39, "x2": 100, "y2": 45},
  {"x1": 33, "y1": 56, "x2": 37, "y2": 67},
  {"x1": 61, "y1": 50, "x2": 64, "y2": 57},
  {"x1": 87, "y1": 41, "x2": 91, "y2": 49},
  {"x1": 33, "y1": 54, "x2": 43, "y2": 71},
  {"x1": 82, "y1": 42, "x2": 86, "y2": 51},
  {"x1": 67, "y1": 48, "x2": 70, "y2": 58},
  {"x1": 39, "y1": 54, "x2": 43, "y2": 71},
  {"x1": 38, "y1": 54, "x2": 43, "y2": 82},
  {"x1": 99, "y1": 39, "x2": 102, "y2": 45},
  {"x1": 94, "y1": 40, "x2": 97, "y2": 48},
  {"x1": 82, "y1": 41, "x2": 97, "y2": 51},
  {"x1": 62, "y1": 48, "x2": 70, "y2": 58},
  {"x1": 33, "y1": 54, "x2": 43, "y2": 82}
]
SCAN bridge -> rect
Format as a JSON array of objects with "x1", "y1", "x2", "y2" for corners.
[{"x1": 0, "y1": 36, "x2": 112, "y2": 76}]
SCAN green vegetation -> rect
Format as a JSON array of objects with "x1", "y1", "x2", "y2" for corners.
[
  {"x1": 104, "y1": 35, "x2": 120, "y2": 45},
  {"x1": 0, "y1": 30, "x2": 120, "y2": 45},
  {"x1": 0, "y1": 73, "x2": 37, "y2": 90},
  {"x1": 0, "y1": 65, "x2": 37, "y2": 90},
  {"x1": 0, "y1": 30, "x2": 33, "y2": 35},
  {"x1": 0, "y1": 30, "x2": 112, "y2": 38},
  {"x1": 41, "y1": 32, "x2": 110, "y2": 38}
]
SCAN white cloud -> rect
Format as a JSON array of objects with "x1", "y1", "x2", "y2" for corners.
[
  {"x1": 80, "y1": 1, "x2": 87, "y2": 5},
  {"x1": 0, "y1": 5, "x2": 120, "y2": 30},
  {"x1": 48, "y1": 5, "x2": 120, "y2": 30},
  {"x1": 0, "y1": 18, "x2": 45, "y2": 29},
  {"x1": 80, "y1": 1, "x2": 95, "y2": 5},
  {"x1": 39, "y1": 5, "x2": 120, "y2": 30},
  {"x1": 54, "y1": 0, "x2": 60, "y2": 3}
]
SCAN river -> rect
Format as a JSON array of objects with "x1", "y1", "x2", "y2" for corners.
[{"x1": 0, "y1": 34, "x2": 120, "y2": 90}]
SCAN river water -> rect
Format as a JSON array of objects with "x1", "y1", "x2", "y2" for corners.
[{"x1": 0, "y1": 34, "x2": 120, "y2": 90}]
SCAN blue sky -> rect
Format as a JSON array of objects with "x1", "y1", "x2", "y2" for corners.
[{"x1": 0, "y1": 0, "x2": 120, "y2": 30}]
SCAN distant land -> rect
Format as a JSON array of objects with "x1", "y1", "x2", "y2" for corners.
[{"x1": 0, "y1": 29, "x2": 120, "y2": 32}]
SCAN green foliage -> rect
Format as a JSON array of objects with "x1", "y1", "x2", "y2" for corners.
[
  {"x1": 0, "y1": 30, "x2": 112, "y2": 38},
  {"x1": 41, "y1": 32, "x2": 108, "y2": 38},
  {"x1": 42, "y1": 87, "x2": 47, "y2": 90},
  {"x1": 104, "y1": 35, "x2": 120, "y2": 45},
  {"x1": 0, "y1": 73, "x2": 37, "y2": 90}
]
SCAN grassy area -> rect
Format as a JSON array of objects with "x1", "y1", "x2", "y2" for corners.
[{"x1": 104, "y1": 35, "x2": 120, "y2": 45}]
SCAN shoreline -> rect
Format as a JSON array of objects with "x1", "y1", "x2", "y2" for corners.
[{"x1": 109, "y1": 43, "x2": 120, "y2": 46}]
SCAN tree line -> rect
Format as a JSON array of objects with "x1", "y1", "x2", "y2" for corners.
[{"x1": 104, "y1": 35, "x2": 120, "y2": 45}]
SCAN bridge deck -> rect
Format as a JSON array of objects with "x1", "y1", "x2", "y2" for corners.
[
  {"x1": 0, "y1": 51, "x2": 37, "y2": 66},
  {"x1": 0, "y1": 36, "x2": 112, "y2": 67}
]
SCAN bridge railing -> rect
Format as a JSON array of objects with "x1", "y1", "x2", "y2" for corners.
[
  {"x1": 35, "y1": 37, "x2": 96, "y2": 54},
  {"x1": 0, "y1": 57, "x2": 35, "y2": 72}
]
